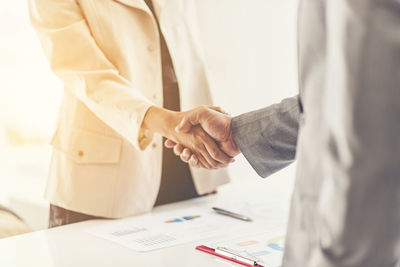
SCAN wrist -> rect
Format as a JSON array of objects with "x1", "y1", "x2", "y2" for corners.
[
  {"x1": 226, "y1": 118, "x2": 240, "y2": 155},
  {"x1": 227, "y1": 129, "x2": 240, "y2": 156},
  {"x1": 142, "y1": 106, "x2": 182, "y2": 138}
]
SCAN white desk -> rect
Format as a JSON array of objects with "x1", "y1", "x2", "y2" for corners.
[{"x1": 0, "y1": 167, "x2": 295, "y2": 267}]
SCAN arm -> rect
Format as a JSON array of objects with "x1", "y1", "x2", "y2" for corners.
[
  {"x1": 28, "y1": 0, "x2": 152, "y2": 150},
  {"x1": 312, "y1": 1, "x2": 400, "y2": 266},
  {"x1": 231, "y1": 96, "x2": 300, "y2": 177},
  {"x1": 28, "y1": 0, "x2": 231, "y2": 168}
]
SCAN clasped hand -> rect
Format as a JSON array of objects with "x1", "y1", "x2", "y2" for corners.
[{"x1": 164, "y1": 106, "x2": 240, "y2": 169}]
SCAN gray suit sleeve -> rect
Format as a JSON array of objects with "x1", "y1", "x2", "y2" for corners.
[
  {"x1": 312, "y1": 1, "x2": 400, "y2": 267},
  {"x1": 231, "y1": 96, "x2": 300, "y2": 178}
]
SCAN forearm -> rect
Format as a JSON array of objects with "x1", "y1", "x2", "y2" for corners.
[
  {"x1": 231, "y1": 96, "x2": 300, "y2": 177},
  {"x1": 29, "y1": 0, "x2": 154, "y2": 150},
  {"x1": 141, "y1": 106, "x2": 181, "y2": 138}
]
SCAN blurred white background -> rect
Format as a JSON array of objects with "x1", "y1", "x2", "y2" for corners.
[{"x1": 0, "y1": 0, "x2": 298, "y2": 230}]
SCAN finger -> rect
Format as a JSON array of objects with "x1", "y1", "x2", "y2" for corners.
[
  {"x1": 173, "y1": 144, "x2": 184, "y2": 156},
  {"x1": 195, "y1": 158, "x2": 208, "y2": 169},
  {"x1": 197, "y1": 154, "x2": 212, "y2": 170},
  {"x1": 196, "y1": 152, "x2": 212, "y2": 169},
  {"x1": 208, "y1": 106, "x2": 229, "y2": 115},
  {"x1": 164, "y1": 139, "x2": 176, "y2": 148},
  {"x1": 188, "y1": 154, "x2": 199, "y2": 166},
  {"x1": 199, "y1": 144, "x2": 220, "y2": 169},
  {"x1": 190, "y1": 127, "x2": 221, "y2": 168},
  {"x1": 211, "y1": 161, "x2": 228, "y2": 169},
  {"x1": 198, "y1": 162, "x2": 208, "y2": 169},
  {"x1": 180, "y1": 148, "x2": 192, "y2": 163},
  {"x1": 175, "y1": 116, "x2": 196, "y2": 133},
  {"x1": 219, "y1": 140, "x2": 240, "y2": 158},
  {"x1": 175, "y1": 108, "x2": 207, "y2": 133},
  {"x1": 202, "y1": 136, "x2": 233, "y2": 164}
]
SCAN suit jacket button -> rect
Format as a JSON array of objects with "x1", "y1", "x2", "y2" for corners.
[
  {"x1": 152, "y1": 143, "x2": 157, "y2": 149},
  {"x1": 78, "y1": 150, "x2": 84, "y2": 157},
  {"x1": 147, "y1": 45, "x2": 155, "y2": 52}
]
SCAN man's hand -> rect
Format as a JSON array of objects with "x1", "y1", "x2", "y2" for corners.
[{"x1": 165, "y1": 106, "x2": 240, "y2": 168}]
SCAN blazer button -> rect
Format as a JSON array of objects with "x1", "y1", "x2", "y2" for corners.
[
  {"x1": 147, "y1": 45, "x2": 155, "y2": 52},
  {"x1": 78, "y1": 150, "x2": 84, "y2": 157},
  {"x1": 152, "y1": 143, "x2": 157, "y2": 149}
]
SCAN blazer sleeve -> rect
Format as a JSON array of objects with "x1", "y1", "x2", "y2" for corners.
[
  {"x1": 231, "y1": 96, "x2": 301, "y2": 177},
  {"x1": 28, "y1": 0, "x2": 155, "y2": 150},
  {"x1": 312, "y1": 1, "x2": 400, "y2": 266}
]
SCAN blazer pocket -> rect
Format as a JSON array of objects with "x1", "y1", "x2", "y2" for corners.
[{"x1": 51, "y1": 128, "x2": 122, "y2": 164}]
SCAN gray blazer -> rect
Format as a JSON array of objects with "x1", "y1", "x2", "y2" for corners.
[{"x1": 232, "y1": 1, "x2": 400, "y2": 266}]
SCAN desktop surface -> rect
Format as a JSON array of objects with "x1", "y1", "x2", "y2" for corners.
[{"x1": 0, "y1": 168, "x2": 294, "y2": 267}]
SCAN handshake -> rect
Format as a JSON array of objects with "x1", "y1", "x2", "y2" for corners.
[{"x1": 163, "y1": 106, "x2": 241, "y2": 169}]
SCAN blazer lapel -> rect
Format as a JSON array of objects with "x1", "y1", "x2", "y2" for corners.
[
  {"x1": 112, "y1": 0, "x2": 151, "y2": 15},
  {"x1": 151, "y1": 0, "x2": 166, "y2": 20},
  {"x1": 112, "y1": 0, "x2": 166, "y2": 21}
]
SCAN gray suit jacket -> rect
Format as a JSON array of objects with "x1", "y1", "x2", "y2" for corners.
[{"x1": 232, "y1": 1, "x2": 400, "y2": 266}]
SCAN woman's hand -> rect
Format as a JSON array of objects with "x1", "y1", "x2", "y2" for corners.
[
  {"x1": 164, "y1": 139, "x2": 204, "y2": 167},
  {"x1": 141, "y1": 106, "x2": 233, "y2": 169}
]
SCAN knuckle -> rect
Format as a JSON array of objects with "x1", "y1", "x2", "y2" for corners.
[
  {"x1": 184, "y1": 148, "x2": 192, "y2": 156},
  {"x1": 174, "y1": 147, "x2": 181, "y2": 155},
  {"x1": 183, "y1": 153, "x2": 190, "y2": 160},
  {"x1": 180, "y1": 155, "x2": 188, "y2": 162}
]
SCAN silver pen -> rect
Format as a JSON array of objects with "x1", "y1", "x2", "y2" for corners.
[
  {"x1": 212, "y1": 207, "x2": 252, "y2": 222},
  {"x1": 215, "y1": 247, "x2": 263, "y2": 266}
]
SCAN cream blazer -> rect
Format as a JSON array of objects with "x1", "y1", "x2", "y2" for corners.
[{"x1": 28, "y1": 0, "x2": 230, "y2": 218}]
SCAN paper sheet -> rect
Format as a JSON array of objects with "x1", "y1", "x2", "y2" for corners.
[
  {"x1": 86, "y1": 208, "x2": 255, "y2": 252},
  {"x1": 85, "y1": 199, "x2": 288, "y2": 253}
]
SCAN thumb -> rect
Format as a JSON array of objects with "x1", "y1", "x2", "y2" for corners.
[
  {"x1": 208, "y1": 106, "x2": 229, "y2": 115},
  {"x1": 175, "y1": 109, "x2": 203, "y2": 133},
  {"x1": 175, "y1": 118, "x2": 192, "y2": 133}
]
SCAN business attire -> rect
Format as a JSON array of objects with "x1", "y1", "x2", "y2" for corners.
[
  {"x1": 28, "y1": 0, "x2": 229, "y2": 221},
  {"x1": 232, "y1": 1, "x2": 400, "y2": 267}
]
